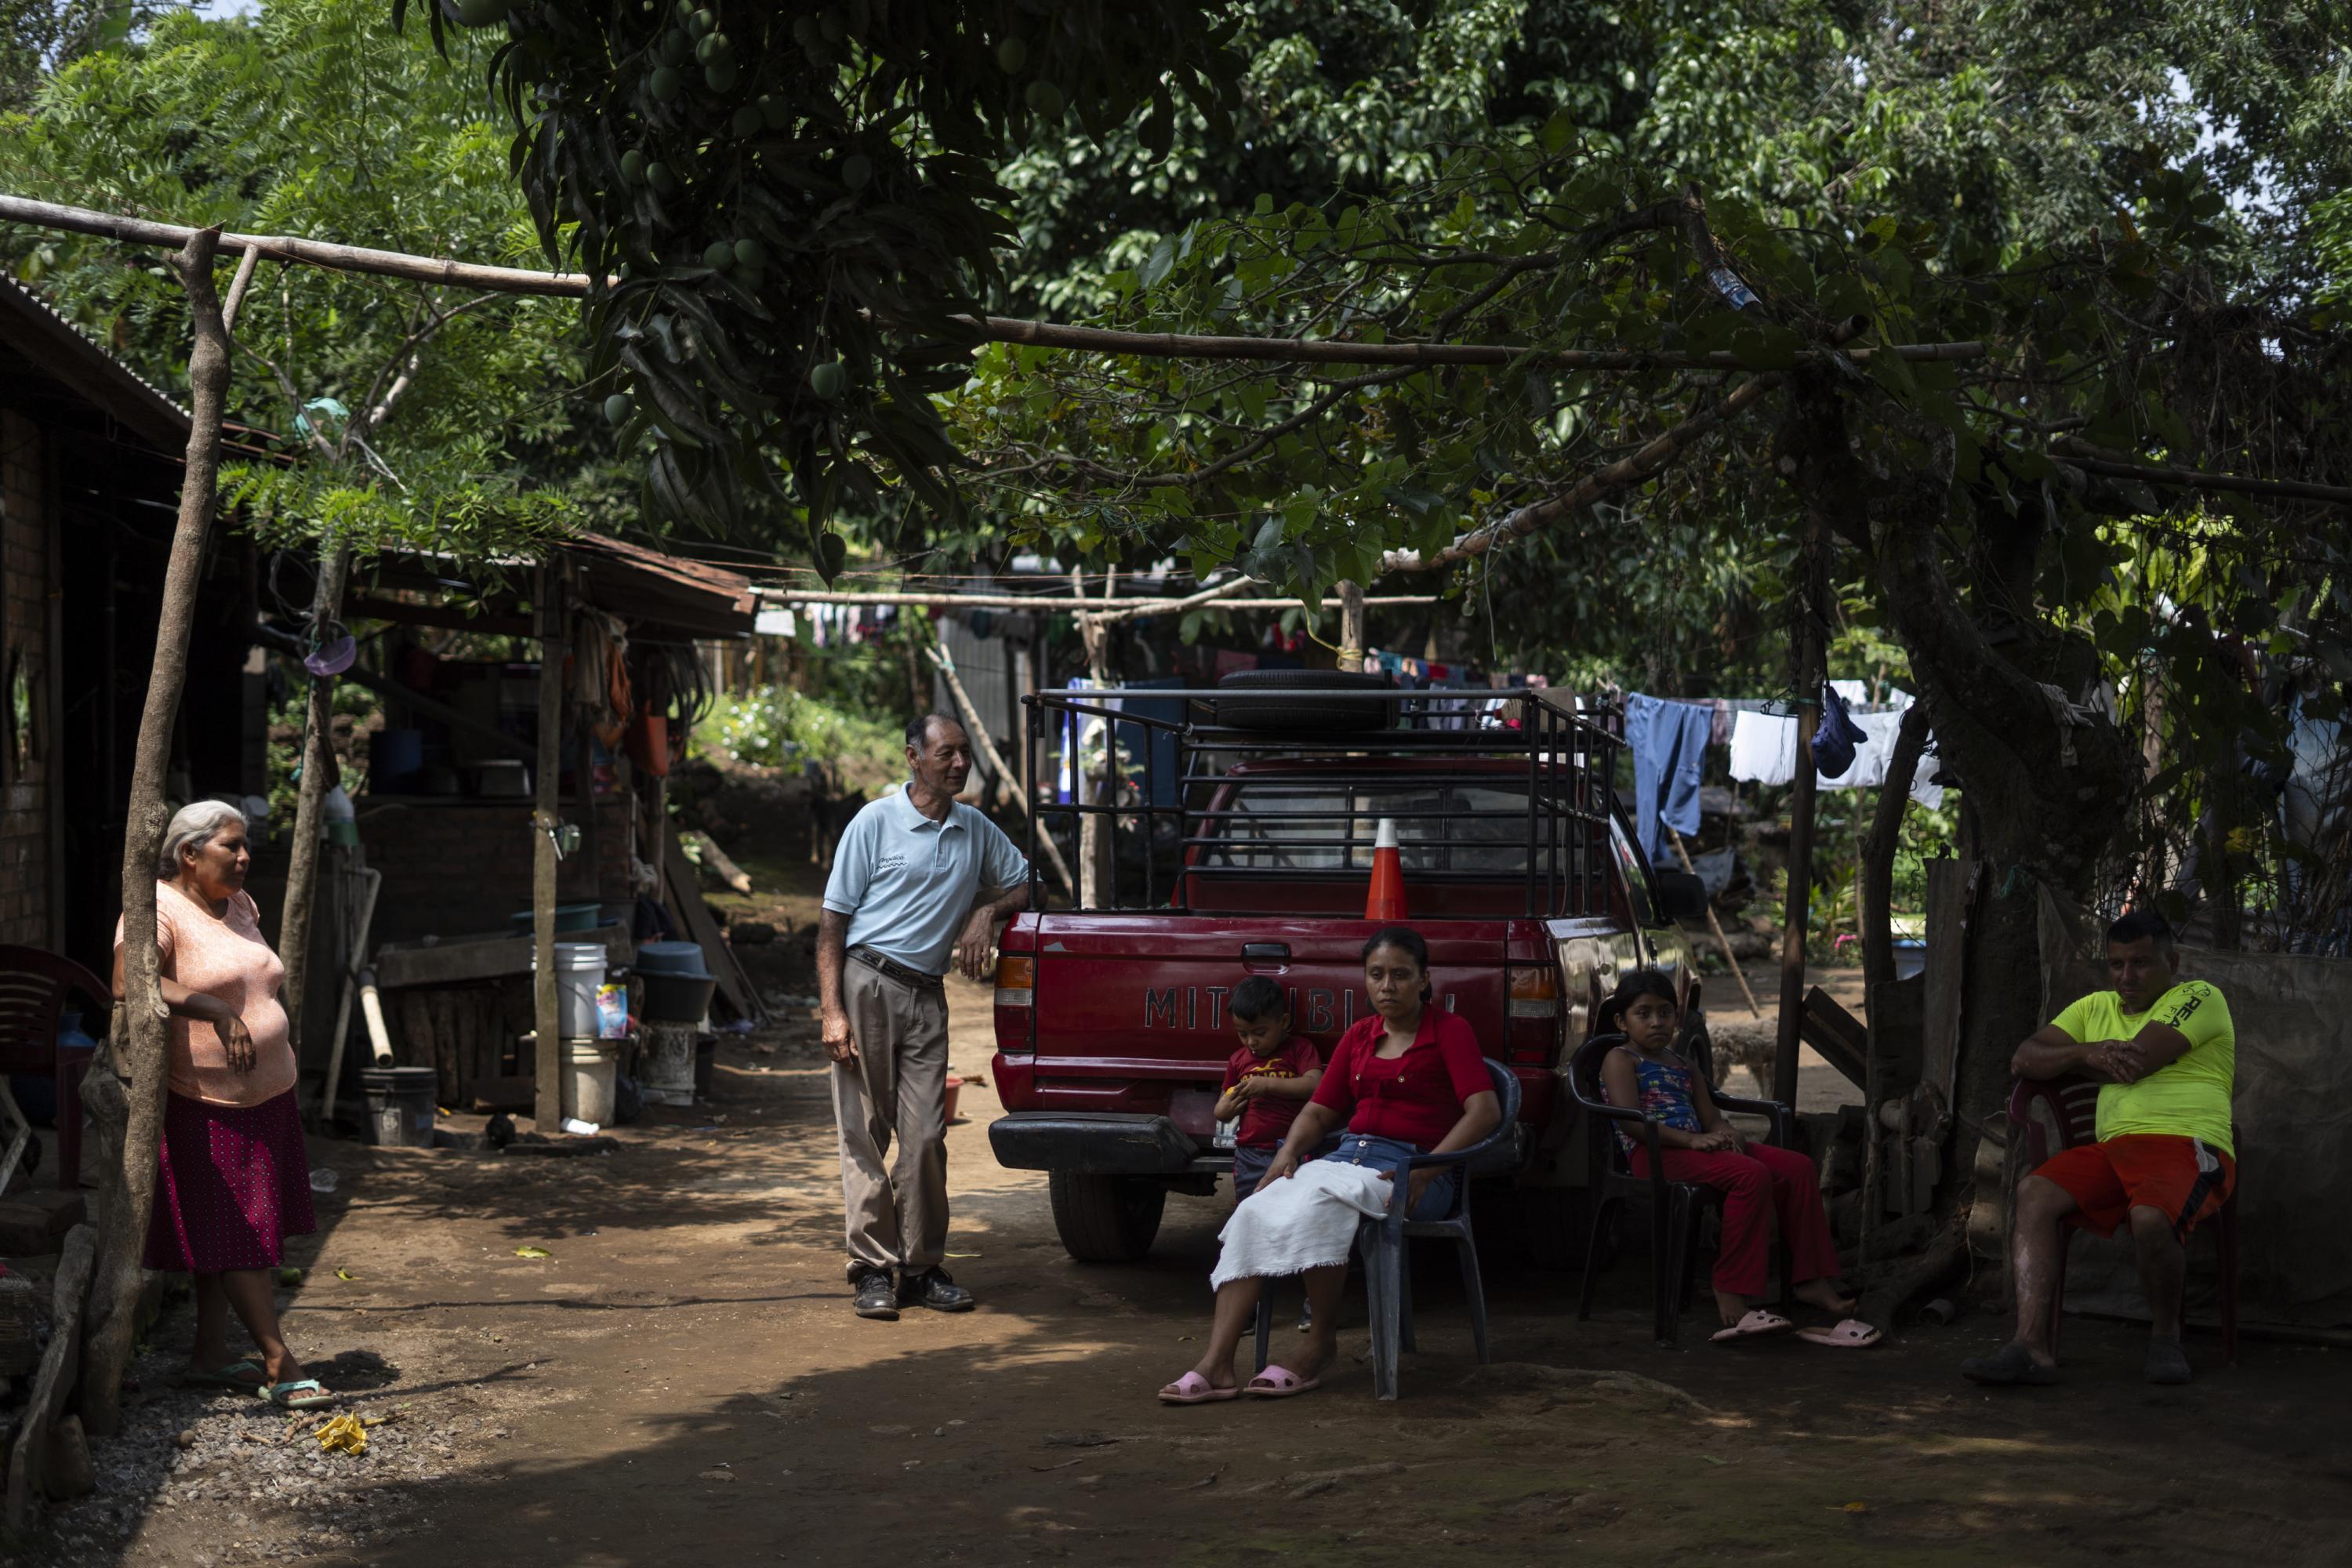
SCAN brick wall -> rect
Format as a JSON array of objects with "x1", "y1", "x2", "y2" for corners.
[
  {"x1": 0, "y1": 411, "x2": 48, "y2": 947},
  {"x1": 360, "y1": 793, "x2": 635, "y2": 946}
]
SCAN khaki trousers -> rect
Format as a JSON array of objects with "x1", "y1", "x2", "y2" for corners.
[{"x1": 831, "y1": 959, "x2": 950, "y2": 1279}]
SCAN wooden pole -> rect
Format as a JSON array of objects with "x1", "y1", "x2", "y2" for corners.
[
  {"x1": 532, "y1": 563, "x2": 566, "y2": 1128},
  {"x1": 1664, "y1": 824, "x2": 1762, "y2": 1019},
  {"x1": 927, "y1": 645, "x2": 1076, "y2": 900},
  {"x1": 278, "y1": 546, "x2": 350, "y2": 1098},
  {"x1": 1076, "y1": 572, "x2": 1116, "y2": 909},
  {"x1": 1772, "y1": 535, "x2": 1828, "y2": 1107},
  {"x1": 1337, "y1": 580, "x2": 1366, "y2": 672},
  {"x1": 79, "y1": 225, "x2": 232, "y2": 1437},
  {"x1": 756, "y1": 588, "x2": 1439, "y2": 615}
]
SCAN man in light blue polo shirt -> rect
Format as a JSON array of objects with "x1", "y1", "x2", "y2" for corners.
[{"x1": 818, "y1": 713, "x2": 1030, "y2": 1320}]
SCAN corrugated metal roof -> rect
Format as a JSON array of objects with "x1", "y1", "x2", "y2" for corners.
[{"x1": 0, "y1": 274, "x2": 191, "y2": 451}]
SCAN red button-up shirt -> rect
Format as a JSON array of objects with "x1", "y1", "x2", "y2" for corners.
[{"x1": 1308, "y1": 1007, "x2": 1493, "y2": 1147}]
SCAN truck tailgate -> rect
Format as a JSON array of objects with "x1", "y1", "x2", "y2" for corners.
[{"x1": 1027, "y1": 914, "x2": 1515, "y2": 1121}]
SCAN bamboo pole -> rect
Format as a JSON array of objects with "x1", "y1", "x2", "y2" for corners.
[
  {"x1": 1337, "y1": 580, "x2": 1367, "y2": 672},
  {"x1": 79, "y1": 225, "x2": 234, "y2": 1437},
  {"x1": 532, "y1": 564, "x2": 566, "y2": 1129},
  {"x1": 1664, "y1": 823, "x2": 1762, "y2": 1019},
  {"x1": 926, "y1": 645, "x2": 1076, "y2": 900},
  {"x1": 757, "y1": 588, "x2": 1438, "y2": 614},
  {"x1": 0, "y1": 194, "x2": 1987, "y2": 369}
]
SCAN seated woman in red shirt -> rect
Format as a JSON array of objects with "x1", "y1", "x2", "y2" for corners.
[{"x1": 1157, "y1": 927, "x2": 1500, "y2": 1403}]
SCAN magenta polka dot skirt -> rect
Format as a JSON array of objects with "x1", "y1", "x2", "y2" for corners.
[{"x1": 144, "y1": 1088, "x2": 318, "y2": 1274}]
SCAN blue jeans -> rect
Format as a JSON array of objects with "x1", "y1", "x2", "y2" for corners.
[
  {"x1": 1625, "y1": 693, "x2": 1711, "y2": 864},
  {"x1": 1232, "y1": 1132, "x2": 1344, "y2": 1201},
  {"x1": 1334, "y1": 1133, "x2": 1454, "y2": 1220}
]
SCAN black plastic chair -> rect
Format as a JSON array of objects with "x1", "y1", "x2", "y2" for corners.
[
  {"x1": 1252, "y1": 1058, "x2": 1523, "y2": 1399},
  {"x1": 1568, "y1": 1031, "x2": 1794, "y2": 1347}
]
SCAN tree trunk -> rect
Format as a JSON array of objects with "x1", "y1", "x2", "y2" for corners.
[
  {"x1": 79, "y1": 227, "x2": 232, "y2": 1437},
  {"x1": 1859, "y1": 702, "x2": 1933, "y2": 1009},
  {"x1": 1771, "y1": 532, "x2": 1827, "y2": 1106},
  {"x1": 280, "y1": 546, "x2": 350, "y2": 1101},
  {"x1": 532, "y1": 564, "x2": 566, "y2": 1128},
  {"x1": 1777, "y1": 374, "x2": 2138, "y2": 1283}
]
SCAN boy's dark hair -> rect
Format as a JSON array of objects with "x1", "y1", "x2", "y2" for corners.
[
  {"x1": 2105, "y1": 908, "x2": 2176, "y2": 953},
  {"x1": 1596, "y1": 968, "x2": 1679, "y2": 1036},
  {"x1": 1229, "y1": 975, "x2": 1287, "y2": 1024}
]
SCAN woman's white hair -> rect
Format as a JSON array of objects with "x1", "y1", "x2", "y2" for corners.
[{"x1": 157, "y1": 800, "x2": 249, "y2": 880}]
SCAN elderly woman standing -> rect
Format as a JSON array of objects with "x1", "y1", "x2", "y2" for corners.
[{"x1": 113, "y1": 800, "x2": 332, "y2": 1409}]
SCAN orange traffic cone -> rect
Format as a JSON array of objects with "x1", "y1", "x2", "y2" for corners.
[{"x1": 1365, "y1": 817, "x2": 1409, "y2": 920}]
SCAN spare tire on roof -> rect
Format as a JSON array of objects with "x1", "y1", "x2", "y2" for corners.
[{"x1": 1212, "y1": 667, "x2": 1393, "y2": 732}]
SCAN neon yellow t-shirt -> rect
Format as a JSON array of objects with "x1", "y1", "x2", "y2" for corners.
[{"x1": 2049, "y1": 979, "x2": 2234, "y2": 1156}]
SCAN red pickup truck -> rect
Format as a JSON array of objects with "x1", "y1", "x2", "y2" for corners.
[{"x1": 986, "y1": 677, "x2": 1711, "y2": 1264}]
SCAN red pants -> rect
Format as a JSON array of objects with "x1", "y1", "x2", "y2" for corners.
[{"x1": 1628, "y1": 1142, "x2": 1841, "y2": 1298}]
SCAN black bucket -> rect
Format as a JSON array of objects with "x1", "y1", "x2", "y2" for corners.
[
  {"x1": 361, "y1": 1065, "x2": 438, "y2": 1149},
  {"x1": 641, "y1": 971, "x2": 717, "y2": 1025}
]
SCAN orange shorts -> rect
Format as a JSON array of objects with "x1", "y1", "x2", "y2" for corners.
[{"x1": 2033, "y1": 1134, "x2": 2235, "y2": 1243}]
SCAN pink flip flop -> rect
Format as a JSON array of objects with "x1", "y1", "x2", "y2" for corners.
[
  {"x1": 1157, "y1": 1371, "x2": 1240, "y2": 1405},
  {"x1": 1243, "y1": 1363, "x2": 1321, "y2": 1399},
  {"x1": 1796, "y1": 1319, "x2": 1882, "y2": 1349},
  {"x1": 1710, "y1": 1309, "x2": 1796, "y2": 1342}
]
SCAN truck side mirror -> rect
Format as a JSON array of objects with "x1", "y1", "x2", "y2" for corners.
[{"x1": 1654, "y1": 869, "x2": 1709, "y2": 924}]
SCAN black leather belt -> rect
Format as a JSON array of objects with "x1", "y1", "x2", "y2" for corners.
[{"x1": 850, "y1": 946, "x2": 944, "y2": 989}]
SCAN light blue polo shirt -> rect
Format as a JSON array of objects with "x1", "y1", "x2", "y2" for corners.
[{"x1": 822, "y1": 785, "x2": 1029, "y2": 975}]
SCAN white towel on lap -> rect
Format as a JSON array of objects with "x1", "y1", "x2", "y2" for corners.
[{"x1": 1210, "y1": 1161, "x2": 1394, "y2": 1290}]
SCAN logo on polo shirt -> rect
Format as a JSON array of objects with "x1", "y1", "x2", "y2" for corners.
[{"x1": 877, "y1": 851, "x2": 906, "y2": 875}]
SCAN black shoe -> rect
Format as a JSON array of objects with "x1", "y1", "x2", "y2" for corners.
[
  {"x1": 2145, "y1": 1338, "x2": 2193, "y2": 1385},
  {"x1": 852, "y1": 1269, "x2": 900, "y2": 1320},
  {"x1": 898, "y1": 1267, "x2": 975, "y2": 1312}
]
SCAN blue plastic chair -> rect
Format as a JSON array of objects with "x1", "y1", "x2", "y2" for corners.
[{"x1": 1252, "y1": 1058, "x2": 1522, "y2": 1399}]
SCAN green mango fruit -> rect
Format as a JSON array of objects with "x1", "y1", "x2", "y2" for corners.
[
  {"x1": 706, "y1": 58, "x2": 739, "y2": 92},
  {"x1": 841, "y1": 154, "x2": 873, "y2": 190},
  {"x1": 603, "y1": 393, "x2": 634, "y2": 425},
  {"x1": 818, "y1": 7, "x2": 846, "y2": 42},
  {"x1": 620, "y1": 148, "x2": 647, "y2": 184},
  {"x1": 645, "y1": 160, "x2": 677, "y2": 194},
  {"x1": 695, "y1": 31, "x2": 730, "y2": 64},
  {"x1": 1024, "y1": 79, "x2": 1065, "y2": 119},
  {"x1": 809, "y1": 360, "x2": 847, "y2": 400},
  {"x1": 731, "y1": 103, "x2": 764, "y2": 136},
  {"x1": 702, "y1": 239, "x2": 736, "y2": 270},
  {"x1": 818, "y1": 532, "x2": 848, "y2": 579},
  {"x1": 649, "y1": 66, "x2": 682, "y2": 101},
  {"x1": 658, "y1": 29, "x2": 690, "y2": 64},
  {"x1": 734, "y1": 237, "x2": 768, "y2": 268},
  {"x1": 691, "y1": 6, "x2": 715, "y2": 34},
  {"x1": 995, "y1": 36, "x2": 1027, "y2": 74},
  {"x1": 759, "y1": 93, "x2": 791, "y2": 129},
  {"x1": 790, "y1": 14, "x2": 818, "y2": 46}
]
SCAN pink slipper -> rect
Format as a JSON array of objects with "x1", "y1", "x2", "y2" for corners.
[
  {"x1": 1710, "y1": 1309, "x2": 1796, "y2": 1342},
  {"x1": 1157, "y1": 1371, "x2": 1240, "y2": 1405},
  {"x1": 1796, "y1": 1319, "x2": 1882, "y2": 1349},
  {"x1": 1243, "y1": 1363, "x2": 1320, "y2": 1399}
]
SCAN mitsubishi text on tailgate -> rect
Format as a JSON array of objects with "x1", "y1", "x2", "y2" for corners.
[{"x1": 987, "y1": 672, "x2": 1711, "y2": 1264}]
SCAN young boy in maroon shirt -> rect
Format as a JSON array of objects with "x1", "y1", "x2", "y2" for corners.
[{"x1": 1216, "y1": 976, "x2": 1323, "y2": 1201}]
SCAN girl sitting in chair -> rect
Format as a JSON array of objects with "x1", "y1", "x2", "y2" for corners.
[
  {"x1": 1598, "y1": 970, "x2": 1875, "y2": 1347},
  {"x1": 1157, "y1": 927, "x2": 1501, "y2": 1402}
]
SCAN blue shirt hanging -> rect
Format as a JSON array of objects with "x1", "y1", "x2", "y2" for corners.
[{"x1": 1625, "y1": 694, "x2": 1713, "y2": 864}]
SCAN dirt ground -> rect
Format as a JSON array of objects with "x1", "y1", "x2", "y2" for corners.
[{"x1": 14, "y1": 850, "x2": 2352, "y2": 1566}]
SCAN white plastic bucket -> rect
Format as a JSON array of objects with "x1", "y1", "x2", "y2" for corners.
[
  {"x1": 639, "y1": 1018, "x2": 697, "y2": 1107},
  {"x1": 560, "y1": 1037, "x2": 620, "y2": 1126},
  {"x1": 532, "y1": 942, "x2": 606, "y2": 1040}
]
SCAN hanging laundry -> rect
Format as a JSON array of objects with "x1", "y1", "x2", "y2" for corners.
[
  {"x1": 1626, "y1": 694, "x2": 1714, "y2": 862},
  {"x1": 1812, "y1": 683, "x2": 1870, "y2": 779},
  {"x1": 1729, "y1": 709, "x2": 1798, "y2": 786}
]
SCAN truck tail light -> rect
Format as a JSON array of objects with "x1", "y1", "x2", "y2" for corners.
[
  {"x1": 994, "y1": 953, "x2": 1034, "y2": 1009},
  {"x1": 1506, "y1": 968, "x2": 1559, "y2": 1064}
]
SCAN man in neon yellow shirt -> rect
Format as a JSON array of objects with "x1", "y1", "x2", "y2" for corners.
[{"x1": 1963, "y1": 910, "x2": 2234, "y2": 1388}]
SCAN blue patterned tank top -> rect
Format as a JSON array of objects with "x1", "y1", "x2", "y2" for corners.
[{"x1": 1602, "y1": 1051, "x2": 1702, "y2": 1154}]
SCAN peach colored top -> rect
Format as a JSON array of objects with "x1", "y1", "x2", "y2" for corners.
[{"x1": 113, "y1": 884, "x2": 296, "y2": 1107}]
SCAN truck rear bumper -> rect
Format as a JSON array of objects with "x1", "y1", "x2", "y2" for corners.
[{"x1": 988, "y1": 1112, "x2": 1223, "y2": 1176}]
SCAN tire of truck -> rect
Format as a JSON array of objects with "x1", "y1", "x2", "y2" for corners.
[
  {"x1": 1213, "y1": 668, "x2": 1392, "y2": 732},
  {"x1": 1048, "y1": 1171, "x2": 1168, "y2": 1263}
]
